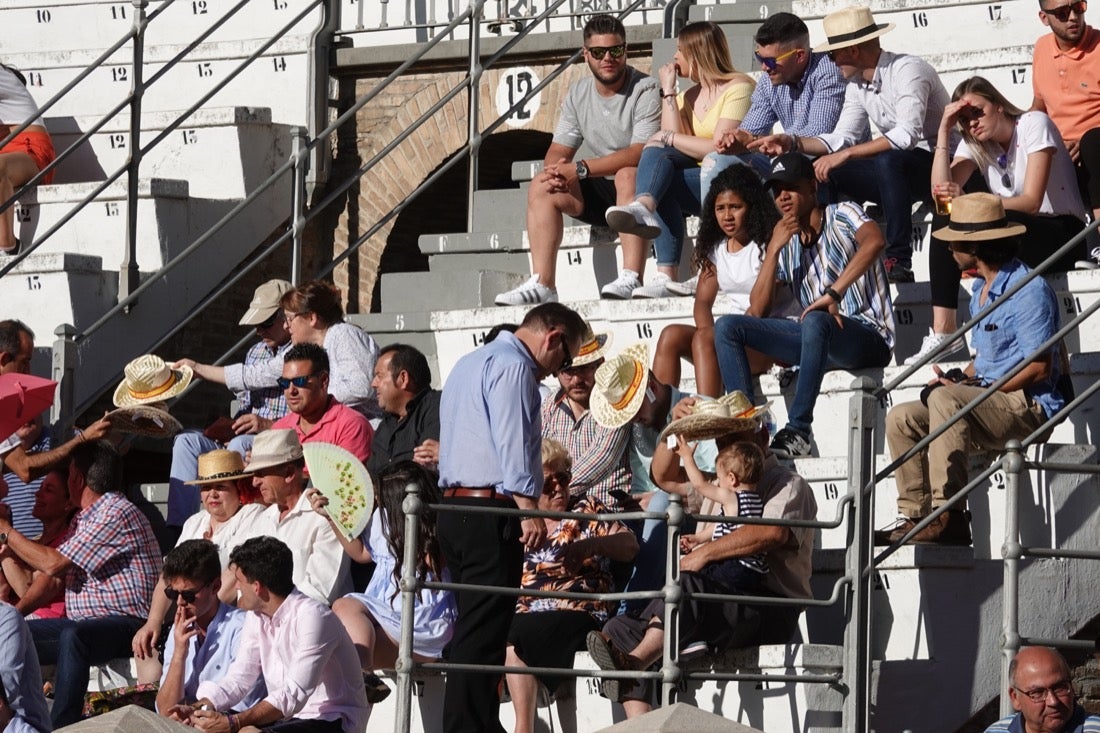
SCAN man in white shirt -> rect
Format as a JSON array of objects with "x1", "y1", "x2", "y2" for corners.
[
  {"x1": 753, "y1": 6, "x2": 949, "y2": 284},
  {"x1": 169, "y1": 536, "x2": 369, "y2": 733}
]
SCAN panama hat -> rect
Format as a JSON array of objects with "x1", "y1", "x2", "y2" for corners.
[
  {"x1": 814, "y1": 6, "x2": 895, "y2": 53},
  {"x1": 932, "y1": 193, "x2": 1027, "y2": 242},
  {"x1": 105, "y1": 405, "x2": 182, "y2": 438},
  {"x1": 186, "y1": 449, "x2": 252, "y2": 485},
  {"x1": 570, "y1": 323, "x2": 613, "y2": 367},
  {"x1": 246, "y1": 429, "x2": 304, "y2": 473},
  {"x1": 239, "y1": 279, "x2": 293, "y2": 326},
  {"x1": 112, "y1": 354, "x2": 193, "y2": 408},
  {"x1": 591, "y1": 342, "x2": 650, "y2": 429},
  {"x1": 658, "y1": 391, "x2": 772, "y2": 442}
]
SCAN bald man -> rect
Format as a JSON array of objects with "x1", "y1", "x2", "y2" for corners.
[{"x1": 985, "y1": 646, "x2": 1100, "y2": 733}]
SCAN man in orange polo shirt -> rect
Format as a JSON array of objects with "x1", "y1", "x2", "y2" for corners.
[{"x1": 1032, "y1": 0, "x2": 1100, "y2": 257}]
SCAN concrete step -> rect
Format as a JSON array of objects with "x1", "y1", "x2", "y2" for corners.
[
  {"x1": 0, "y1": 252, "x2": 112, "y2": 349},
  {"x1": 47, "y1": 106, "x2": 295, "y2": 198},
  {"x1": 380, "y1": 269, "x2": 529, "y2": 312},
  {"x1": 345, "y1": 312, "x2": 442, "y2": 388}
]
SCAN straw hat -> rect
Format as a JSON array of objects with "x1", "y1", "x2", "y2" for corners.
[
  {"x1": 814, "y1": 6, "x2": 895, "y2": 53},
  {"x1": 246, "y1": 429, "x2": 304, "y2": 473},
  {"x1": 571, "y1": 323, "x2": 613, "y2": 367},
  {"x1": 658, "y1": 392, "x2": 772, "y2": 442},
  {"x1": 239, "y1": 279, "x2": 292, "y2": 326},
  {"x1": 186, "y1": 449, "x2": 252, "y2": 485},
  {"x1": 112, "y1": 354, "x2": 193, "y2": 408},
  {"x1": 591, "y1": 342, "x2": 650, "y2": 429},
  {"x1": 105, "y1": 405, "x2": 182, "y2": 438},
  {"x1": 932, "y1": 193, "x2": 1027, "y2": 242}
]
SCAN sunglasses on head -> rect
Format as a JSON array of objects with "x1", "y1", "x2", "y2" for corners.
[
  {"x1": 164, "y1": 587, "x2": 203, "y2": 604},
  {"x1": 586, "y1": 44, "x2": 626, "y2": 60},
  {"x1": 277, "y1": 373, "x2": 319, "y2": 390},
  {"x1": 1045, "y1": 0, "x2": 1086, "y2": 21},
  {"x1": 754, "y1": 47, "x2": 799, "y2": 71}
]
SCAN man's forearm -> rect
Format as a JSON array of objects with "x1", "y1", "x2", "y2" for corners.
[
  {"x1": 238, "y1": 701, "x2": 283, "y2": 728},
  {"x1": 0, "y1": 529, "x2": 70, "y2": 577},
  {"x1": 692, "y1": 524, "x2": 787, "y2": 564},
  {"x1": 5, "y1": 435, "x2": 84, "y2": 483}
]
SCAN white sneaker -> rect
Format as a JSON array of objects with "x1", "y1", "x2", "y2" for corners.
[
  {"x1": 494, "y1": 274, "x2": 558, "y2": 306},
  {"x1": 605, "y1": 202, "x2": 662, "y2": 240},
  {"x1": 631, "y1": 273, "x2": 673, "y2": 299},
  {"x1": 665, "y1": 274, "x2": 698, "y2": 296},
  {"x1": 903, "y1": 329, "x2": 969, "y2": 365},
  {"x1": 1075, "y1": 246, "x2": 1100, "y2": 270},
  {"x1": 601, "y1": 269, "x2": 642, "y2": 300}
]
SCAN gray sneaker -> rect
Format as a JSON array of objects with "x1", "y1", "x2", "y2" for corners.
[{"x1": 494, "y1": 275, "x2": 557, "y2": 306}]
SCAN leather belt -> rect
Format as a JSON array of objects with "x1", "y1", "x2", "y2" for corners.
[{"x1": 443, "y1": 486, "x2": 502, "y2": 499}]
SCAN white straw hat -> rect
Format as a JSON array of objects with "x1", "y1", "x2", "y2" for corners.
[
  {"x1": 591, "y1": 342, "x2": 650, "y2": 429},
  {"x1": 246, "y1": 429, "x2": 304, "y2": 473},
  {"x1": 658, "y1": 392, "x2": 771, "y2": 442},
  {"x1": 112, "y1": 354, "x2": 193, "y2": 408},
  {"x1": 814, "y1": 6, "x2": 895, "y2": 53}
]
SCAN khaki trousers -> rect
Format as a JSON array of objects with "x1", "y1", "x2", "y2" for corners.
[{"x1": 885, "y1": 384, "x2": 1047, "y2": 519}]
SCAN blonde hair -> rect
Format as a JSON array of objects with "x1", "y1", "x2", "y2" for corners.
[
  {"x1": 541, "y1": 438, "x2": 572, "y2": 475},
  {"x1": 678, "y1": 21, "x2": 741, "y2": 86},
  {"x1": 952, "y1": 76, "x2": 1026, "y2": 174},
  {"x1": 716, "y1": 441, "x2": 764, "y2": 485}
]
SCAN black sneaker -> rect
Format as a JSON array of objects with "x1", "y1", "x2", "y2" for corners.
[
  {"x1": 769, "y1": 427, "x2": 812, "y2": 459},
  {"x1": 884, "y1": 257, "x2": 915, "y2": 283}
]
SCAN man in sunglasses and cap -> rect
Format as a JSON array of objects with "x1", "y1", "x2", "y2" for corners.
[
  {"x1": 879, "y1": 194, "x2": 1065, "y2": 546},
  {"x1": 494, "y1": 14, "x2": 662, "y2": 306},
  {"x1": 1032, "y1": 0, "x2": 1100, "y2": 239}
]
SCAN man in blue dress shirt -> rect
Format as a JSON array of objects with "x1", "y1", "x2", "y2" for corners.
[{"x1": 437, "y1": 302, "x2": 586, "y2": 733}]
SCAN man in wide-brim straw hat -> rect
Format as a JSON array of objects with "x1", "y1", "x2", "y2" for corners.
[
  {"x1": 880, "y1": 193, "x2": 1067, "y2": 546},
  {"x1": 751, "y1": 4, "x2": 951, "y2": 285}
]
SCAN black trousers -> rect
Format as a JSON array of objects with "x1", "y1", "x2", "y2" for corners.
[{"x1": 437, "y1": 496, "x2": 523, "y2": 733}]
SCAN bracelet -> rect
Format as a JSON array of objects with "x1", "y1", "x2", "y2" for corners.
[
  {"x1": 824, "y1": 286, "x2": 842, "y2": 302},
  {"x1": 934, "y1": 145, "x2": 949, "y2": 152},
  {"x1": 227, "y1": 713, "x2": 240, "y2": 733},
  {"x1": 790, "y1": 133, "x2": 800, "y2": 153},
  {"x1": 661, "y1": 89, "x2": 677, "y2": 98}
]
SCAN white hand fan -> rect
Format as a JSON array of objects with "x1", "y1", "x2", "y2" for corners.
[{"x1": 302, "y1": 442, "x2": 374, "y2": 540}]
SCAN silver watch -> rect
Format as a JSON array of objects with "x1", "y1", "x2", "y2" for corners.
[{"x1": 575, "y1": 160, "x2": 590, "y2": 180}]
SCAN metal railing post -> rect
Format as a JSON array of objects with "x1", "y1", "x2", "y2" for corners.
[
  {"x1": 290, "y1": 126, "x2": 309, "y2": 286},
  {"x1": 49, "y1": 324, "x2": 76, "y2": 437},
  {"x1": 844, "y1": 377, "x2": 878, "y2": 733},
  {"x1": 465, "y1": 0, "x2": 484, "y2": 230},
  {"x1": 661, "y1": 492, "x2": 683, "y2": 707},
  {"x1": 119, "y1": 0, "x2": 149, "y2": 306},
  {"x1": 395, "y1": 480, "x2": 422, "y2": 733},
  {"x1": 1000, "y1": 440, "x2": 1024, "y2": 717}
]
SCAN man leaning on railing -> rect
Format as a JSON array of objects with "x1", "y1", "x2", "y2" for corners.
[{"x1": 877, "y1": 194, "x2": 1067, "y2": 546}]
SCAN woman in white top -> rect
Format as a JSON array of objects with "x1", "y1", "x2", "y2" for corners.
[
  {"x1": 914, "y1": 76, "x2": 1088, "y2": 363},
  {"x1": 130, "y1": 450, "x2": 266, "y2": 681},
  {"x1": 653, "y1": 165, "x2": 796, "y2": 395},
  {"x1": 0, "y1": 65, "x2": 55, "y2": 254}
]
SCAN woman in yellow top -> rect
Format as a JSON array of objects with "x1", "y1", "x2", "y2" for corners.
[{"x1": 605, "y1": 21, "x2": 755, "y2": 298}]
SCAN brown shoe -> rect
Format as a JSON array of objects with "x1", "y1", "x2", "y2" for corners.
[
  {"x1": 910, "y1": 510, "x2": 972, "y2": 545},
  {"x1": 874, "y1": 517, "x2": 917, "y2": 546},
  {"x1": 586, "y1": 631, "x2": 635, "y2": 701}
]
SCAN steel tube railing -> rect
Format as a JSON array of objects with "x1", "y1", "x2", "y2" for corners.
[{"x1": 1000, "y1": 440, "x2": 1024, "y2": 718}]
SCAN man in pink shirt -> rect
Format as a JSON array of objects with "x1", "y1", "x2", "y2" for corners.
[
  {"x1": 272, "y1": 343, "x2": 373, "y2": 463},
  {"x1": 170, "y1": 536, "x2": 369, "y2": 733}
]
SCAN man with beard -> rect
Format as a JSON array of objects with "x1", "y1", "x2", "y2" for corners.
[{"x1": 494, "y1": 14, "x2": 661, "y2": 305}]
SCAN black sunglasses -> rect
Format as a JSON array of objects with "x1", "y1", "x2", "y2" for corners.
[
  {"x1": 277, "y1": 372, "x2": 320, "y2": 390},
  {"x1": 586, "y1": 44, "x2": 626, "y2": 60},
  {"x1": 558, "y1": 338, "x2": 573, "y2": 373},
  {"x1": 164, "y1": 586, "x2": 203, "y2": 604},
  {"x1": 1045, "y1": 0, "x2": 1086, "y2": 21},
  {"x1": 255, "y1": 311, "x2": 281, "y2": 330}
]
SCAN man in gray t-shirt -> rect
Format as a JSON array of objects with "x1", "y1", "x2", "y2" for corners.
[{"x1": 495, "y1": 14, "x2": 660, "y2": 307}]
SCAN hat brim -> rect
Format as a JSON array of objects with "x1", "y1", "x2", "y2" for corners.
[
  {"x1": 933, "y1": 221, "x2": 1028, "y2": 242},
  {"x1": 185, "y1": 471, "x2": 253, "y2": 486},
  {"x1": 245, "y1": 452, "x2": 303, "y2": 474},
  {"x1": 105, "y1": 405, "x2": 183, "y2": 438},
  {"x1": 571, "y1": 332, "x2": 612, "y2": 367},
  {"x1": 590, "y1": 342, "x2": 650, "y2": 429},
  {"x1": 658, "y1": 402, "x2": 772, "y2": 442},
  {"x1": 814, "y1": 22, "x2": 895, "y2": 53},
  {"x1": 239, "y1": 306, "x2": 279, "y2": 327},
  {"x1": 112, "y1": 365, "x2": 193, "y2": 408}
]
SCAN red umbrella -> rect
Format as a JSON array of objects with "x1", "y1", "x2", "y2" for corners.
[{"x1": 0, "y1": 372, "x2": 57, "y2": 444}]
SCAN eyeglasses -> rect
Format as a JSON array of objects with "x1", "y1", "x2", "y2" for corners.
[
  {"x1": 277, "y1": 373, "x2": 319, "y2": 390},
  {"x1": 1014, "y1": 680, "x2": 1073, "y2": 703},
  {"x1": 558, "y1": 338, "x2": 573, "y2": 373},
  {"x1": 754, "y1": 47, "x2": 800, "y2": 71},
  {"x1": 164, "y1": 586, "x2": 204, "y2": 604},
  {"x1": 1044, "y1": 0, "x2": 1087, "y2": 21},
  {"x1": 586, "y1": 44, "x2": 626, "y2": 60}
]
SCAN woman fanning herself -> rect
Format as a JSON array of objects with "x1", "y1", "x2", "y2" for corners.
[
  {"x1": 915, "y1": 76, "x2": 1088, "y2": 364},
  {"x1": 653, "y1": 165, "x2": 797, "y2": 395},
  {"x1": 310, "y1": 460, "x2": 456, "y2": 702},
  {"x1": 604, "y1": 21, "x2": 755, "y2": 298}
]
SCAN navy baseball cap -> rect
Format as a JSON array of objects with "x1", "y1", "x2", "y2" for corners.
[{"x1": 764, "y1": 153, "x2": 815, "y2": 189}]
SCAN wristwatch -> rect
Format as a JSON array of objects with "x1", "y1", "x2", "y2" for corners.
[
  {"x1": 0, "y1": 532, "x2": 8, "y2": 546},
  {"x1": 575, "y1": 160, "x2": 590, "y2": 180}
]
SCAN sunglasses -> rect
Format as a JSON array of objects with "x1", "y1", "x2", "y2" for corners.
[
  {"x1": 543, "y1": 471, "x2": 572, "y2": 489},
  {"x1": 164, "y1": 586, "x2": 204, "y2": 604},
  {"x1": 754, "y1": 47, "x2": 799, "y2": 71},
  {"x1": 586, "y1": 44, "x2": 626, "y2": 60},
  {"x1": 1044, "y1": 0, "x2": 1086, "y2": 21},
  {"x1": 277, "y1": 373, "x2": 320, "y2": 390},
  {"x1": 558, "y1": 337, "x2": 573, "y2": 373},
  {"x1": 560, "y1": 360, "x2": 600, "y2": 377},
  {"x1": 255, "y1": 311, "x2": 281, "y2": 330}
]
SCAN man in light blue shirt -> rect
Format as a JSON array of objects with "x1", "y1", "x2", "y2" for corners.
[
  {"x1": 882, "y1": 194, "x2": 1064, "y2": 546},
  {"x1": 0, "y1": 601, "x2": 49, "y2": 733},
  {"x1": 437, "y1": 302, "x2": 586, "y2": 733},
  {"x1": 156, "y1": 540, "x2": 263, "y2": 717}
]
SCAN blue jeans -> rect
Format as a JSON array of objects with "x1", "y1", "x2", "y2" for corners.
[
  {"x1": 30, "y1": 615, "x2": 145, "y2": 727},
  {"x1": 700, "y1": 151, "x2": 773, "y2": 194},
  {"x1": 714, "y1": 311, "x2": 891, "y2": 436},
  {"x1": 168, "y1": 431, "x2": 254, "y2": 527},
  {"x1": 635, "y1": 146, "x2": 703, "y2": 266},
  {"x1": 820, "y1": 148, "x2": 933, "y2": 269},
  {"x1": 620, "y1": 489, "x2": 671, "y2": 615}
]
